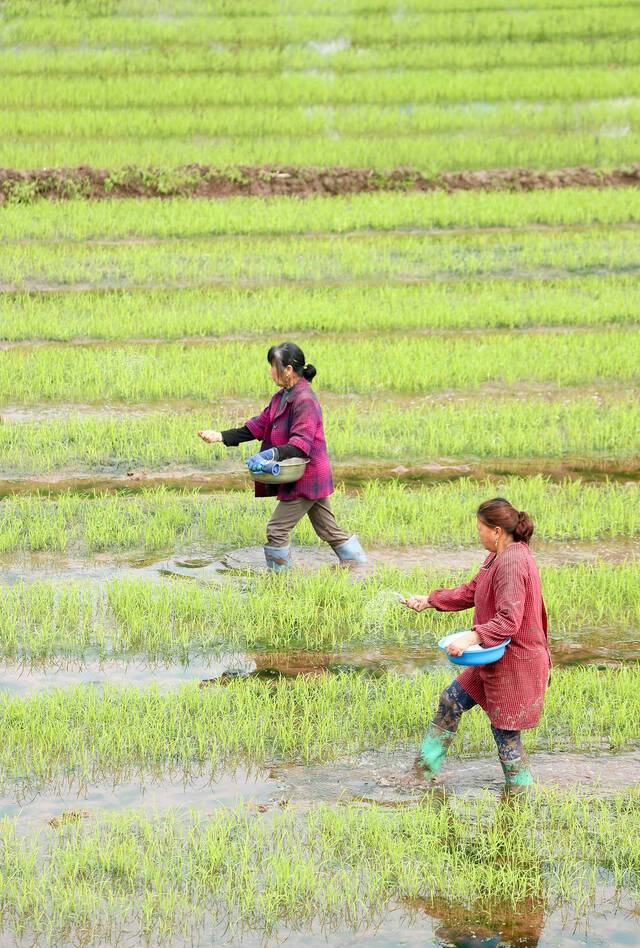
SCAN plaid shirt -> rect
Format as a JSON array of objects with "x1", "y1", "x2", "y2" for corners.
[
  {"x1": 244, "y1": 379, "x2": 334, "y2": 501},
  {"x1": 428, "y1": 543, "x2": 551, "y2": 730}
]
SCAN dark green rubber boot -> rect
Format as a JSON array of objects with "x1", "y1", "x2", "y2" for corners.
[{"x1": 419, "y1": 721, "x2": 456, "y2": 777}]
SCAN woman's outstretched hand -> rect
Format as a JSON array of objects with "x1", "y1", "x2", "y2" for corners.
[
  {"x1": 198, "y1": 430, "x2": 223, "y2": 443},
  {"x1": 446, "y1": 629, "x2": 481, "y2": 656},
  {"x1": 404, "y1": 596, "x2": 433, "y2": 612}
]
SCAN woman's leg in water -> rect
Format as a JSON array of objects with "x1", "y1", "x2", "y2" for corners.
[
  {"x1": 306, "y1": 498, "x2": 366, "y2": 563},
  {"x1": 491, "y1": 726, "x2": 534, "y2": 789},
  {"x1": 417, "y1": 680, "x2": 477, "y2": 778},
  {"x1": 265, "y1": 498, "x2": 313, "y2": 570}
]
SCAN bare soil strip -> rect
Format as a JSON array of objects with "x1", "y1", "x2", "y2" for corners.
[{"x1": 1, "y1": 162, "x2": 640, "y2": 204}]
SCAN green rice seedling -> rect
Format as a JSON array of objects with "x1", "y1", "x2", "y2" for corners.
[
  {"x1": 0, "y1": 791, "x2": 637, "y2": 942},
  {"x1": 2, "y1": 9, "x2": 638, "y2": 55},
  {"x1": 2, "y1": 36, "x2": 639, "y2": 77},
  {"x1": 0, "y1": 791, "x2": 638, "y2": 943},
  {"x1": 1, "y1": 275, "x2": 639, "y2": 341},
  {"x1": 0, "y1": 478, "x2": 637, "y2": 553},
  {"x1": 4, "y1": 66, "x2": 640, "y2": 111},
  {"x1": 3, "y1": 189, "x2": 640, "y2": 241},
  {"x1": 0, "y1": 666, "x2": 637, "y2": 789},
  {"x1": 3, "y1": 0, "x2": 635, "y2": 19},
  {"x1": 0, "y1": 331, "x2": 638, "y2": 402},
  {"x1": 5, "y1": 129, "x2": 640, "y2": 173},
  {"x1": 3, "y1": 97, "x2": 640, "y2": 163},
  {"x1": 0, "y1": 561, "x2": 638, "y2": 664},
  {"x1": 2, "y1": 227, "x2": 639, "y2": 290},
  {"x1": 1, "y1": 394, "x2": 637, "y2": 474}
]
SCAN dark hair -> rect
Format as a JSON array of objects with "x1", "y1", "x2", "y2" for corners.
[
  {"x1": 477, "y1": 497, "x2": 534, "y2": 544},
  {"x1": 267, "y1": 342, "x2": 317, "y2": 382}
]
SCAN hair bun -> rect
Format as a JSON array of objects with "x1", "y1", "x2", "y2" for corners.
[
  {"x1": 302, "y1": 362, "x2": 317, "y2": 382},
  {"x1": 513, "y1": 509, "x2": 534, "y2": 543},
  {"x1": 477, "y1": 498, "x2": 535, "y2": 544}
]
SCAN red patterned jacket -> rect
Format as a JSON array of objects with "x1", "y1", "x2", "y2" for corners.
[
  {"x1": 244, "y1": 379, "x2": 334, "y2": 502},
  {"x1": 428, "y1": 542, "x2": 552, "y2": 730}
]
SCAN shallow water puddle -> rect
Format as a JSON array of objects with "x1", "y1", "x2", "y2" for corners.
[
  {"x1": 1, "y1": 768, "x2": 278, "y2": 828},
  {"x1": 0, "y1": 652, "x2": 255, "y2": 695},
  {"x1": 0, "y1": 629, "x2": 635, "y2": 695},
  {"x1": 4, "y1": 748, "x2": 640, "y2": 832},
  {"x1": 1, "y1": 538, "x2": 637, "y2": 589},
  {"x1": 227, "y1": 900, "x2": 640, "y2": 948},
  {"x1": 217, "y1": 540, "x2": 640, "y2": 574}
]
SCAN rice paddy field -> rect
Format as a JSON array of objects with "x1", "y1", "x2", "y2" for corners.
[{"x1": 1, "y1": 0, "x2": 640, "y2": 945}]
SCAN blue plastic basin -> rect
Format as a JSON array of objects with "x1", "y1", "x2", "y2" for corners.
[{"x1": 438, "y1": 631, "x2": 511, "y2": 666}]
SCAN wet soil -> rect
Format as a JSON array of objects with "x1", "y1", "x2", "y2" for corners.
[
  {"x1": 8, "y1": 222, "x2": 640, "y2": 252},
  {"x1": 2, "y1": 162, "x2": 640, "y2": 205},
  {"x1": 1, "y1": 454, "x2": 638, "y2": 497},
  {"x1": 274, "y1": 746, "x2": 640, "y2": 804},
  {"x1": 5, "y1": 747, "x2": 639, "y2": 828},
  {"x1": 4, "y1": 265, "x2": 640, "y2": 294},
  {"x1": 1, "y1": 322, "x2": 625, "y2": 350},
  {"x1": 0, "y1": 383, "x2": 631, "y2": 422}
]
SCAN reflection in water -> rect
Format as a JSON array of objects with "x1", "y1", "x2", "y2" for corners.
[
  {"x1": 407, "y1": 793, "x2": 545, "y2": 946},
  {"x1": 409, "y1": 894, "x2": 544, "y2": 947}
]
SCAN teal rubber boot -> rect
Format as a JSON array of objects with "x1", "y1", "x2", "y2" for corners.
[
  {"x1": 418, "y1": 721, "x2": 456, "y2": 777},
  {"x1": 264, "y1": 544, "x2": 292, "y2": 573},
  {"x1": 334, "y1": 535, "x2": 367, "y2": 564},
  {"x1": 501, "y1": 758, "x2": 534, "y2": 791}
]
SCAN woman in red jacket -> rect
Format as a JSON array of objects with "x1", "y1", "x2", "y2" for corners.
[
  {"x1": 404, "y1": 497, "x2": 551, "y2": 790},
  {"x1": 198, "y1": 342, "x2": 366, "y2": 572}
]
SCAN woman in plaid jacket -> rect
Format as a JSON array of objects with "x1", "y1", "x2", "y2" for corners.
[
  {"x1": 404, "y1": 497, "x2": 551, "y2": 791},
  {"x1": 198, "y1": 342, "x2": 366, "y2": 571}
]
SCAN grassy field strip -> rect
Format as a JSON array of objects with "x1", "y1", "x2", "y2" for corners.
[
  {"x1": 3, "y1": 10, "x2": 638, "y2": 48},
  {"x1": 3, "y1": 191, "x2": 640, "y2": 242},
  {"x1": 2, "y1": 277, "x2": 639, "y2": 340},
  {"x1": 0, "y1": 794, "x2": 638, "y2": 944},
  {"x1": 10, "y1": 226, "x2": 640, "y2": 248},
  {"x1": 0, "y1": 480, "x2": 637, "y2": 553},
  {"x1": 4, "y1": 38, "x2": 640, "y2": 76},
  {"x1": 5, "y1": 68, "x2": 640, "y2": 110},
  {"x1": 1, "y1": 396, "x2": 638, "y2": 474},
  {"x1": 2, "y1": 229, "x2": 639, "y2": 289},
  {"x1": 7, "y1": 132, "x2": 639, "y2": 171},
  {"x1": 1, "y1": 563, "x2": 637, "y2": 662},
  {"x1": 7, "y1": 0, "x2": 639, "y2": 16},
  {"x1": 0, "y1": 332, "x2": 636, "y2": 402},
  {"x1": 0, "y1": 667, "x2": 637, "y2": 790},
  {"x1": 5, "y1": 98, "x2": 640, "y2": 141}
]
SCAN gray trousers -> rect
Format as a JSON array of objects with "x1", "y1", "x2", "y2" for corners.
[{"x1": 266, "y1": 497, "x2": 350, "y2": 549}]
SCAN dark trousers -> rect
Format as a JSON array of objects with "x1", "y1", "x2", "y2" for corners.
[{"x1": 433, "y1": 680, "x2": 527, "y2": 765}]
